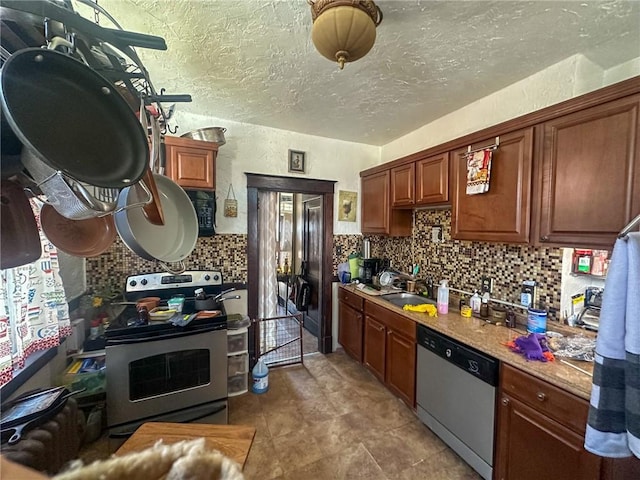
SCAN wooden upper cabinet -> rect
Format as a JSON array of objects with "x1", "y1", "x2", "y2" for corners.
[
  {"x1": 452, "y1": 128, "x2": 534, "y2": 243},
  {"x1": 416, "y1": 152, "x2": 449, "y2": 205},
  {"x1": 164, "y1": 135, "x2": 218, "y2": 190},
  {"x1": 390, "y1": 153, "x2": 450, "y2": 208},
  {"x1": 535, "y1": 94, "x2": 640, "y2": 248},
  {"x1": 361, "y1": 170, "x2": 412, "y2": 236},
  {"x1": 391, "y1": 163, "x2": 415, "y2": 207}
]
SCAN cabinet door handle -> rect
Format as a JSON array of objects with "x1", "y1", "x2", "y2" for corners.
[
  {"x1": 537, "y1": 392, "x2": 546, "y2": 402},
  {"x1": 374, "y1": 323, "x2": 384, "y2": 332},
  {"x1": 540, "y1": 235, "x2": 549, "y2": 242},
  {"x1": 501, "y1": 397, "x2": 510, "y2": 406}
]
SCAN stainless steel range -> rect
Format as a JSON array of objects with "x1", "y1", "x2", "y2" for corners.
[{"x1": 105, "y1": 270, "x2": 228, "y2": 441}]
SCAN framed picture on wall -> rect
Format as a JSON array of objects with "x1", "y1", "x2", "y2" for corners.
[
  {"x1": 288, "y1": 150, "x2": 305, "y2": 173},
  {"x1": 338, "y1": 190, "x2": 357, "y2": 222}
]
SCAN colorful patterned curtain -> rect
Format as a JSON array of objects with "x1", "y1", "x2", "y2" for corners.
[{"x1": 0, "y1": 199, "x2": 71, "y2": 387}]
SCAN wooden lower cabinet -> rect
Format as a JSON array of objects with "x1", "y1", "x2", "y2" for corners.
[
  {"x1": 385, "y1": 329, "x2": 416, "y2": 407},
  {"x1": 363, "y1": 316, "x2": 386, "y2": 382},
  {"x1": 338, "y1": 289, "x2": 364, "y2": 362},
  {"x1": 363, "y1": 300, "x2": 416, "y2": 408},
  {"x1": 495, "y1": 364, "x2": 601, "y2": 480},
  {"x1": 495, "y1": 393, "x2": 601, "y2": 480}
]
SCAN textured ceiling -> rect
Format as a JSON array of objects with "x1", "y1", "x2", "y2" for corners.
[{"x1": 83, "y1": 0, "x2": 640, "y2": 146}]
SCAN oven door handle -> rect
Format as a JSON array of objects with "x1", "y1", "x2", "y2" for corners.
[{"x1": 106, "y1": 326, "x2": 222, "y2": 345}]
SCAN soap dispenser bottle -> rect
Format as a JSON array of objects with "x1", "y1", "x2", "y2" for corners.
[
  {"x1": 437, "y1": 280, "x2": 449, "y2": 315},
  {"x1": 470, "y1": 291, "x2": 481, "y2": 314}
]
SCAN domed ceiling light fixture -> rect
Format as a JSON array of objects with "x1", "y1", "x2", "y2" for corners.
[{"x1": 308, "y1": 0, "x2": 383, "y2": 70}]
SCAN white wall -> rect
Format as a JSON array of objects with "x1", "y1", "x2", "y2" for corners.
[
  {"x1": 171, "y1": 53, "x2": 639, "y2": 237},
  {"x1": 381, "y1": 54, "x2": 640, "y2": 162},
  {"x1": 173, "y1": 112, "x2": 379, "y2": 235},
  {"x1": 560, "y1": 249, "x2": 606, "y2": 320},
  {"x1": 605, "y1": 57, "x2": 640, "y2": 85}
]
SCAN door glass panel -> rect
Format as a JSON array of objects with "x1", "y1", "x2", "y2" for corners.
[{"x1": 129, "y1": 349, "x2": 210, "y2": 401}]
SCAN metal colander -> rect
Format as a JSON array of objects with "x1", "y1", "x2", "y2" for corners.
[{"x1": 21, "y1": 148, "x2": 118, "y2": 220}]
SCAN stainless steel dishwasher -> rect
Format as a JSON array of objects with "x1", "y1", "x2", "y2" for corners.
[{"x1": 416, "y1": 324, "x2": 498, "y2": 480}]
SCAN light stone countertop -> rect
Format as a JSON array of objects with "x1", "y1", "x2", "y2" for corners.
[{"x1": 340, "y1": 284, "x2": 595, "y2": 401}]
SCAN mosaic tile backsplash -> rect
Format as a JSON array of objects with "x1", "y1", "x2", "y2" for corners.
[
  {"x1": 87, "y1": 211, "x2": 563, "y2": 319},
  {"x1": 85, "y1": 235, "x2": 248, "y2": 294},
  {"x1": 336, "y1": 210, "x2": 564, "y2": 321}
]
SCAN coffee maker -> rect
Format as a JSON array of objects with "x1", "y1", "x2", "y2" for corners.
[{"x1": 358, "y1": 258, "x2": 389, "y2": 284}]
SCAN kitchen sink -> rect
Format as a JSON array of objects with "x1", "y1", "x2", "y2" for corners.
[{"x1": 381, "y1": 293, "x2": 435, "y2": 308}]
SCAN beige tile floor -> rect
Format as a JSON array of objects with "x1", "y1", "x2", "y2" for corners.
[
  {"x1": 232, "y1": 349, "x2": 481, "y2": 480},
  {"x1": 79, "y1": 349, "x2": 480, "y2": 479}
]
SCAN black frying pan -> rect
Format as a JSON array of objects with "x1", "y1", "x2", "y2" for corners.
[
  {"x1": 0, "y1": 48, "x2": 148, "y2": 189},
  {"x1": 0, "y1": 386, "x2": 71, "y2": 445}
]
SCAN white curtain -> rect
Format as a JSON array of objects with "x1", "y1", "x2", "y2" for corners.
[
  {"x1": 258, "y1": 191, "x2": 278, "y2": 320},
  {"x1": 0, "y1": 199, "x2": 71, "y2": 387}
]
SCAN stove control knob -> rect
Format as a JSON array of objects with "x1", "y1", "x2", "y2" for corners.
[
  {"x1": 213, "y1": 274, "x2": 220, "y2": 282},
  {"x1": 141, "y1": 279, "x2": 148, "y2": 286},
  {"x1": 129, "y1": 280, "x2": 137, "y2": 287},
  {"x1": 204, "y1": 275, "x2": 211, "y2": 281}
]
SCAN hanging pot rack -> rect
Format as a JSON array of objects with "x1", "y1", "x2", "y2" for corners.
[{"x1": 2, "y1": 0, "x2": 190, "y2": 134}]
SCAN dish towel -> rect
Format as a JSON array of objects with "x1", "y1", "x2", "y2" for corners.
[
  {"x1": 403, "y1": 304, "x2": 438, "y2": 316},
  {"x1": 584, "y1": 232, "x2": 640, "y2": 459},
  {"x1": 465, "y1": 149, "x2": 493, "y2": 195}
]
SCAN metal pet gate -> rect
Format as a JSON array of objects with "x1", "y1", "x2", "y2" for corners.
[{"x1": 255, "y1": 312, "x2": 304, "y2": 367}]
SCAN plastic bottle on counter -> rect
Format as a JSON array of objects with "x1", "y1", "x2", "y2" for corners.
[
  {"x1": 480, "y1": 296, "x2": 490, "y2": 319},
  {"x1": 437, "y1": 280, "x2": 449, "y2": 315},
  {"x1": 194, "y1": 288, "x2": 206, "y2": 300},
  {"x1": 252, "y1": 357, "x2": 269, "y2": 394},
  {"x1": 470, "y1": 291, "x2": 481, "y2": 314},
  {"x1": 136, "y1": 306, "x2": 150, "y2": 326}
]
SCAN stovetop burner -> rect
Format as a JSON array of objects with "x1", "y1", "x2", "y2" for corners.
[{"x1": 108, "y1": 270, "x2": 226, "y2": 335}]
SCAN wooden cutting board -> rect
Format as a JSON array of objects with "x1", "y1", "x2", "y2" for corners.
[{"x1": 115, "y1": 422, "x2": 256, "y2": 469}]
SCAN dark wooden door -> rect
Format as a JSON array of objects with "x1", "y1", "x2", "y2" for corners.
[
  {"x1": 452, "y1": 128, "x2": 534, "y2": 243},
  {"x1": 385, "y1": 329, "x2": 416, "y2": 408},
  {"x1": 537, "y1": 94, "x2": 640, "y2": 248},
  {"x1": 302, "y1": 196, "x2": 322, "y2": 338},
  {"x1": 495, "y1": 394, "x2": 601, "y2": 480},
  {"x1": 337, "y1": 301, "x2": 363, "y2": 361},
  {"x1": 363, "y1": 315, "x2": 386, "y2": 382}
]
